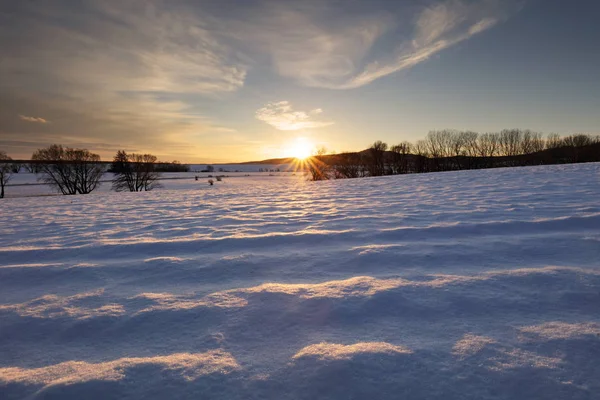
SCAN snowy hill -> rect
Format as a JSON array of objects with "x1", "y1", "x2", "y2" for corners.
[{"x1": 1, "y1": 163, "x2": 600, "y2": 399}]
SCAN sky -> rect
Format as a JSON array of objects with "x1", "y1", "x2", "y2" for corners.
[{"x1": 1, "y1": 0, "x2": 599, "y2": 163}]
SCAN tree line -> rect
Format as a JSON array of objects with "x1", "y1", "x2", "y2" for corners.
[
  {"x1": 307, "y1": 129, "x2": 600, "y2": 180},
  {"x1": 0, "y1": 145, "x2": 189, "y2": 198},
  {"x1": 1, "y1": 130, "x2": 599, "y2": 197}
]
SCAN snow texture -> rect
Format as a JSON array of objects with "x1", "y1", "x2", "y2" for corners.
[{"x1": 1, "y1": 163, "x2": 600, "y2": 399}]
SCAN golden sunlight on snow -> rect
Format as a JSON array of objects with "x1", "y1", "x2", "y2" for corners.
[
  {"x1": 293, "y1": 342, "x2": 412, "y2": 361},
  {"x1": 0, "y1": 351, "x2": 241, "y2": 387}
]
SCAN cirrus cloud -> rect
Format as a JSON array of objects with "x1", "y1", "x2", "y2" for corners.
[{"x1": 230, "y1": 0, "x2": 518, "y2": 89}]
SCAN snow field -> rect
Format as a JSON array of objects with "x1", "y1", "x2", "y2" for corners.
[{"x1": 1, "y1": 163, "x2": 599, "y2": 399}]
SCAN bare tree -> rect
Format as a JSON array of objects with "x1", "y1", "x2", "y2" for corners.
[
  {"x1": 307, "y1": 147, "x2": 331, "y2": 181},
  {"x1": 333, "y1": 152, "x2": 362, "y2": 179},
  {"x1": 461, "y1": 132, "x2": 479, "y2": 157},
  {"x1": 367, "y1": 141, "x2": 388, "y2": 176},
  {"x1": 457, "y1": 131, "x2": 478, "y2": 169},
  {"x1": 545, "y1": 133, "x2": 562, "y2": 149},
  {"x1": 519, "y1": 130, "x2": 545, "y2": 155},
  {"x1": 32, "y1": 145, "x2": 105, "y2": 195},
  {"x1": 390, "y1": 142, "x2": 411, "y2": 174},
  {"x1": 413, "y1": 140, "x2": 429, "y2": 173},
  {"x1": 562, "y1": 134, "x2": 594, "y2": 148},
  {"x1": 530, "y1": 131, "x2": 546, "y2": 153},
  {"x1": 0, "y1": 151, "x2": 14, "y2": 199},
  {"x1": 561, "y1": 134, "x2": 595, "y2": 163},
  {"x1": 499, "y1": 129, "x2": 523, "y2": 157},
  {"x1": 111, "y1": 151, "x2": 162, "y2": 191},
  {"x1": 425, "y1": 130, "x2": 455, "y2": 171},
  {"x1": 476, "y1": 133, "x2": 500, "y2": 167}
]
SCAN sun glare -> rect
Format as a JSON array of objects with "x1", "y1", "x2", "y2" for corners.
[{"x1": 289, "y1": 138, "x2": 313, "y2": 160}]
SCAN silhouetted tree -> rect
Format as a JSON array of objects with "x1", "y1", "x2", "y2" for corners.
[
  {"x1": 111, "y1": 151, "x2": 162, "y2": 192},
  {"x1": 413, "y1": 140, "x2": 429, "y2": 173},
  {"x1": 32, "y1": 145, "x2": 104, "y2": 195},
  {"x1": 308, "y1": 147, "x2": 331, "y2": 181},
  {"x1": 0, "y1": 150, "x2": 14, "y2": 198},
  {"x1": 477, "y1": 132, "x2": 500, "y2": 167},
  {"x1": 390, "y1": 142, "x2": 411, "y2": 174},
  {"x1": 545, "y1": 133, "x2": 562, "y2": 150},
  {"x1": 155, "y1": 160, "x2": 190, "y2": 172},
  {"x1": 367, "y1": 141, "x2": 388, "y2": 176},
  {"x1": 499, "y1": 129, "x2": 523, "y2": 158},
  {"x1": 455, "y1": 131, "x2": 478, "y2": 169},
  {"x1": 333, "y1": 152, "x2": 363, "y2": 179}
]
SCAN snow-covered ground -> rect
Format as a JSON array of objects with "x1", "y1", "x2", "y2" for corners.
[
  {"x1": 3, "y1": 163, "x2": 301, "y2": 198},
  {"x1": 1, "y1": 163, "x2": 599, "y2": 399}
]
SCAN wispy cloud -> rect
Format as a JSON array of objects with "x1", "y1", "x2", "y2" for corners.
[
  {"x1": 337, "y1": 1, "x2": 505, "y2": 89},
  {"x1": 0, "y1": 0, "x2": 521, "y2": 161},
  {"x1": 225, "y1": 3, "x2": 391, "y2": 89},
  {"x1": 234, "y1": 0, "x2": 516, "y2": 89},
  {"x1": 0, "y1": 1, "x2": 246, "y2": 160},
  {"x1": 256, "y1": 101, "x2": 333, "y2": 131},
  {"x1": 19, "y1": 115, "x2": 49, "y2": 124}
]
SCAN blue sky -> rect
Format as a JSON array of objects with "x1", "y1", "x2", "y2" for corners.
[{"x1": 1, "y1": 0, "x2": 599, "y2": 162}]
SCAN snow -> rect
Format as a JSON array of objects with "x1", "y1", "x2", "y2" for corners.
[
  {"x1": 1, "y1": 163, "x2": 599, "y2": 399},
  {"x1": 3, "y1": 164, "x2": 302, "y2": 198}
]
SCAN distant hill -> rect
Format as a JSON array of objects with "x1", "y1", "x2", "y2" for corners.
[{"x1": 238, "y1": 157, "x2": 297, "y2": 165}]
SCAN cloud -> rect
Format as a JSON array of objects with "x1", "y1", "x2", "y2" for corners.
[
  {"x1": 256, "y1": 101, "x2": 334, "y2": 131},
  {"x1": 19, "y1": 115, "x2": 49, "y2": 124},
  {"x1": 0, "y1": 0, "x2": 520, "y2": 160},
  {"x1": 225, "y1": 3, "x2": 391, "y2": 89},
  {"x1": 232, "y1": 0, "x2": 515, "y2": 89},
  {"x1": 329, "y1": 1, "x2": 506, "y2": 89},
  {"x1": 0, "y1": 1, "x2": 247, "y2": 160}
]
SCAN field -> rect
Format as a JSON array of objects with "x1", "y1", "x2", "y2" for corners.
[
  {"x1": 2, "y1": 163, "x2": 296, "y2": 198},
  {"x1": 1, "y1": 163, "x2": 600, "y2": 399}
]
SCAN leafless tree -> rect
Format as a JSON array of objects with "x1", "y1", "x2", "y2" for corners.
[
  {"x1": 413, "y1": 140, "x2": 429, "y2": 173},
  {"x1": 111, "y1": 150, "x2": 162, "y2": 191},
  {"x1": 390, "y1": 142, "x2": 411, "y2": 174},
  {"x1": 560, "y1": 134, "x2": 595, "y2": 163},
  {"x1": 460, "y1": 132, "x2": 479, "y2": 157},
  {"x1": 545, "y1": 133, "x2": 562, "y2": 149},
  {"x1": 475, "y1": 133, "x2": 499, "y2": 167},
  {"x1": 367, "y1": 141, "x2": 388, "y2": 176},
  {"x1": 456, "y1": 131, "x2": 478, "y2": 169},
  {"x1": 32, "y1": 145, "x2": 105, "y2": 195},
  {"x1": 519, "y1": 130, "x2": 545, "y2": 155},
  {"x1": 333, "y1": 152, "x2": 362, "y2": 179},
  {"x1": 425, "y1": 130, "x2": 456, "y2": 170},
  {"x1": 425, "y1": 131, "x2": 445, "y2": 159},
  {"x1": 0, "y1": 151, "x2": 14, "y2": 199},
  {"x1": 499, "y1": 129, "x2": 523, "y2": 158},
  {"x1": 562, "y1": 134, "x2": 594, "y2": 148},
  {"x1": 307, "y1": 147, "x2": 331, "y2": 181}
]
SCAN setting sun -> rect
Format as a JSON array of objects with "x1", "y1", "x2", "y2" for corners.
[{"x1": 288, "y1": 137, "x2": 313, "y2": 160}]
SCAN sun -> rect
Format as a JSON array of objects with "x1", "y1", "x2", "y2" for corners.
[{"x1": 288, "y1": 137, "x2": 313, "y2": 160}]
